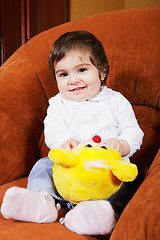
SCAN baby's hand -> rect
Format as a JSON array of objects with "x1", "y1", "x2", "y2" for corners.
[
  {"x1": 105, "y1": 138, "x2": 130, "y2": 157},
  {"x1": 60, "y1": 138, "x2": 80, "y2": 151}
]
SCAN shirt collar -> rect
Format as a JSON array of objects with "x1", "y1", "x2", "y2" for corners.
[{"x1": 58, "y1": 86, "x2": 112, "y2": 105}]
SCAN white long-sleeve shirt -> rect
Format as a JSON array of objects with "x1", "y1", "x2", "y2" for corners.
[{"x1": 44, "y1": 86, "x2": 143, "y2": 161}]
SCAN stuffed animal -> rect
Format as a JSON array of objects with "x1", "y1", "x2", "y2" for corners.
[{"x1": 49, "y1": 135, "x2": 138, "y2": 204}]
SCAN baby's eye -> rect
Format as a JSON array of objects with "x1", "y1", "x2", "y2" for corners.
[
  {"x1": 79, "y1": 68, "x2": 87, "y2": 73},
  {"x1": 60, "y1": 72, "x2": 68, "y2": 77}
]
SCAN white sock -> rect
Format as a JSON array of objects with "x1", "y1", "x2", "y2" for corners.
[
  {"x1": 1, "y1": 187, "x2": 58, "y2": 223},
  {"x1": 61, "y1": 200, "x2": 116, "y2": 235}
]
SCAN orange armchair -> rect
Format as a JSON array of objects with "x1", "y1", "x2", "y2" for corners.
[{"x1": 0, "y1": 8, "x2": 160, "y2": 240}]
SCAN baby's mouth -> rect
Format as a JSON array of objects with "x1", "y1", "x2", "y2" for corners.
[{"x1": 70, "y1": 86, "x2": 86, "y2": 92}]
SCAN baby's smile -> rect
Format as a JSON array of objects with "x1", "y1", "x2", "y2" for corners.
[{"x1": 69, "y1": 86, "x2": 86, "y2": 92}]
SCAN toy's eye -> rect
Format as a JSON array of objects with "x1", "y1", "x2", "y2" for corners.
[
  {"x1": 85, "y1": 144, "x2": 92, "y2": 148},
  {"x1": 101, "y1": 146, "x2": 107, "y2": 150}
]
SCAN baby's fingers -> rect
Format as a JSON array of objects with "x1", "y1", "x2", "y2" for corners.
[{"x1": 105, "y1": 138, "x2": 117, "y2": 149}]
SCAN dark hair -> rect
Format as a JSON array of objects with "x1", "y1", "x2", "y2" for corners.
[{"x1": 48, "y1": 30, "x2": 109, "y2": 84}]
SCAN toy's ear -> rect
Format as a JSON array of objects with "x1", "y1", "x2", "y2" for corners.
[
  {"x1": 49, "y1": 149, "x2": 79, "y2": 167},
  {"x1": 110, "y1": 159, "x2": 138, "y2": 182}
]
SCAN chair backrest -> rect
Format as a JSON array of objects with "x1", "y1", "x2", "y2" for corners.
[{"x1": 0, "y1": 8, "x2": 159, "y2": 184}]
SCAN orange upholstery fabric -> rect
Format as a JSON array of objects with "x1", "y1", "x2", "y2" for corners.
[{"x1": 0, "y1": 8, "x2": 160, "y2": 240}]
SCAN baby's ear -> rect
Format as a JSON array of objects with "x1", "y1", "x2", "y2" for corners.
[
  {"x1": 100, "y1": 68, "x2": 107, "y2": 84},
  {"x1": 49, "y1": 149, "x2": 79, "y2": 167},
  {"x1": 101, "y1": 72, "x2": 106, "y2": 81},
  {"x1": 110, "y1": 159, "x2": 138, "y2": 182}
]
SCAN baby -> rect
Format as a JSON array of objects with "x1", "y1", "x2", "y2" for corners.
[{"x1": 1, "y1": 30, "x2": 143, "y2": 235}]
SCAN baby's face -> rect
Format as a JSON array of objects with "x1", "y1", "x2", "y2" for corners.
[{"x1": 54, "y1": 49, "x2": 101, "y2": 102}]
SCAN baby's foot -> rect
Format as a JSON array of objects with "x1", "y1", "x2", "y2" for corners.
[
  {"x1": 1, "y1": 187, "x2": 58, "y2": 223},
  {"x1": 61, "y1": 200, "x2": 116, "y2": 235}
]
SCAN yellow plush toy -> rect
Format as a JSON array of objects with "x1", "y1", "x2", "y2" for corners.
[{"x1": 49, "y1": 135, "x2": 138, "y2": 204}]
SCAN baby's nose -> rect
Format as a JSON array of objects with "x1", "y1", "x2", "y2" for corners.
[{"x1": 69, "y1": 74, "x2": 80, "y2": 84}]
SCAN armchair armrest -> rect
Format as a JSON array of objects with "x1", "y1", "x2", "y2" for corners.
[{"x1": 110, "y1": 149, "x2": 160, "y2": 240}]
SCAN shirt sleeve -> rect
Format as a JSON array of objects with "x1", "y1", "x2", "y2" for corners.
[
  {"x1": 44, "y1": 96, "x2": 73, "y2": 149},
  {"x1": 115, "y1": 93, "x2": 144, "y2": 158}
]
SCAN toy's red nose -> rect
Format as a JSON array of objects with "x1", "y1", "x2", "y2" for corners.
[{"x1": 92, "y1": 135, "x2": 101, "y2": 143}]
